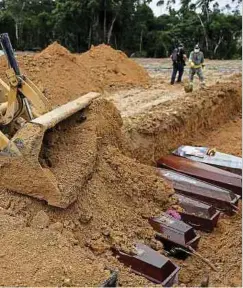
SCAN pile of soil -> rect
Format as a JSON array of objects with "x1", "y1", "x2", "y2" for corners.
[
  {"x1": 35, "y1": 41, "x2": 76, "y2": 61},
  {"x1": 0, "y1": 43, "x2": 150, "y2": 107},
  {"x1": 0, "y1": 98, "x2": 173, "y2": 286},
  {"x1": 0, "y1": 43, "x2": 96, "y2": 107},
  {"x1": 79, "y1": 44, "x2": 150, "y2": 89}
]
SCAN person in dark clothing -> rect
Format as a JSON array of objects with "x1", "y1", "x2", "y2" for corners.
[{"x1": 170, "y1": 44, "x2": 187, "y2": 85}]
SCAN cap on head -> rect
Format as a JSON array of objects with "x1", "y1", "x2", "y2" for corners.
[{"x1": 178, "y1": 43, "x2": 184, "y2": 48}]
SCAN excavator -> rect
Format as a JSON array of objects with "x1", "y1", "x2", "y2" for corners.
[{"x1": 0, "y1": 33, "x2": 100, "y2": 208}]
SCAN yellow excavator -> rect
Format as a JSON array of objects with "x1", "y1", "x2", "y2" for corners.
[{"x1": 0, "y1": 33, "x2": 100, "y2": 208}]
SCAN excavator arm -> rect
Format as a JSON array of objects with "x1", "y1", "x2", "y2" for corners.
[
  {"x1": 0, "y1": 33, "x2": 50, "y2": 123},
  {"x1": 0, "y1": 33, "x2": 50, "y2": 151},
  {"x1": 0, "y1": 33, "x2": 100, "y2": 207}
]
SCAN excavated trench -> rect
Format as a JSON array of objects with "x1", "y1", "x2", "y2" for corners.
[
  {"x1": 0, "y1": 57, "x2": 241, "y2": 286},
  {"x1": 172, "y1": 117, "x2": 242, "y2": 287},
  {"x1": 0, "y1": 79, "x2": 241, "y2": 286},
  {"x1": 124, "y1": 75, "x2": 242, "y2": 165},
  {"x1": 120, "y1": 77, "x2": 242, "y2": 287}
]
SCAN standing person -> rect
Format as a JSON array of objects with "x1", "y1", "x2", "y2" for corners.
[
  {"x1": 170, "y1": 43, "x2": 187, "y2": 85},
  {"x1": 189, "y1": 44, "x2": 205, "y2": 89}
]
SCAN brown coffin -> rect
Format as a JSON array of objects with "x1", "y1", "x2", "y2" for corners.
[
  {"x1": 157, "y1": 168, "x2": 240, "y2": 215},
  {"x1": 149, "y1": 213, "x2": 200, "y2": 250},
  {"x1": 157, "y1": 155, "x2": 242, "y2": 196},
  {"x1": 173, "y1": 193, "x2": 221, "y2": 232},
  {"x1": 113, "y1": 243, "x2": 180, "y2": 287}
]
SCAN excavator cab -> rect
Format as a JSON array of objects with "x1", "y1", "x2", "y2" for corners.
[{"x1": 0, "y1": 33, "x2": 99, "y2": 207}]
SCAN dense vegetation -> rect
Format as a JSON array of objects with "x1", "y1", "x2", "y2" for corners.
[{"x1": 0, "y1": 0, "x2": 241, "y2": 59}]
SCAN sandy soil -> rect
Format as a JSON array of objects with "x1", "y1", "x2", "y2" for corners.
[
  {"x1": 0, "y1": 45, "x2": 241, "y2": 287},
  {"x1": 104, "y1": 58, "x2": 242, "y2": 287},
  {"x1": 106, "y1": 59, "x2": 241, "y2": 118}
]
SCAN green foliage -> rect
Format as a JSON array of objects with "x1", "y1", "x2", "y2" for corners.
[{"x1": 0, "y1": 0, "x2": 241, "y2": 59}]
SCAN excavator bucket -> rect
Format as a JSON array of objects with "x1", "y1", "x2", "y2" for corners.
[
  {"x1": 0, "y1": 92, "x2": 100, "y2": 208},
  {"x1": 0, "y1": 33, "x2": 100, "y2": 208}
]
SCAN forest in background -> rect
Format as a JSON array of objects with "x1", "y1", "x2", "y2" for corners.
[{"x1": 0, "y1": 0, "x2": 242, "y2": 59}]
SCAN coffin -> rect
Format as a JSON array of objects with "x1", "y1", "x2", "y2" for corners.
[
  {"x1": 157, "y1": 155, "x2": 242, "y2": 196},
  {"x1": 171, "y1": 193, "x2": 221, "y2": 232},
  {"x1": 157, "y1": 168, "x2": 240, "y2": 215},
  {"x1": 149, "y1": 213, "x2": 200, "y2": 250},
  {"x1": 173, "y1": 145, "x2": 242, "y2": 175},
  {"x1": 113, "y1": 243, "x2": 180, "y2": 287}
]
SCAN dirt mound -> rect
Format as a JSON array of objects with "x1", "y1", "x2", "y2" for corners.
[
  {"x1": 22, "y1": 49, "x2": 98, "y2": 107},
  {"x1": 0, "y1": 98, "x2": 172, "y2": 286},
  {"x1": 0, "y1": 43, "x2": 150, "y2": 107},
  {"x1": 35, "y1": 42, "x2": 75, "y2": 60},
  {"x1": 0, "y1": 53, "x2": 97, "y2": 107},
  {"x1": 79, "y1": 44, "x2": 150, "y2": 89},
  {"x1": 8, "y1": 99, "x2": 173, "y2": 249}
]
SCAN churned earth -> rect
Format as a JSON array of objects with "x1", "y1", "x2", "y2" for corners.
[{"x1": 0, "y1": 44, "x2": 241, "y2": 287}]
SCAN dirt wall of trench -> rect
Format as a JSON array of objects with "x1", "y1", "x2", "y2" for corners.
[{"x1": 125, "y1": 76, "x2": 242, "y2": 164}]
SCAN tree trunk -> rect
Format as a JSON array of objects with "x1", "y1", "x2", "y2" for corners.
[
  {"x1": 77, "y1": 33, "x2": 81, "y2": 52},
  {"x1": 103, "y1": 0, "x2": 107, "y2": 43},
  {"x1": 92, "y1": 14, "x2": 99, "y2": 44},
  {"x1": 15, "y1": 22, "x2": 19, "y2": 43},
  {"x1": 139, "y1": 30, "x2": 143, "y2": 53},
  {"x1": 88, "y1": 23, "x2": 92, "y2": 49},
  {"x1": 107, "y1": 15, "x2": 117, "y2": 44},
  {"x1": 115, "y1": 35, "x2": 118, "y2": 49},
  {"x1": 214, "y1": 35, "x2": 224, "y2": 56},
  {"x1": 196, "y1": 13, "x2": 209, "y2": 52}
]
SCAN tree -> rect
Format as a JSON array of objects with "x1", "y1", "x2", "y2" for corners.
[{"x1": 0, "y1": 0, "x2": 240, "y2": 59}]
